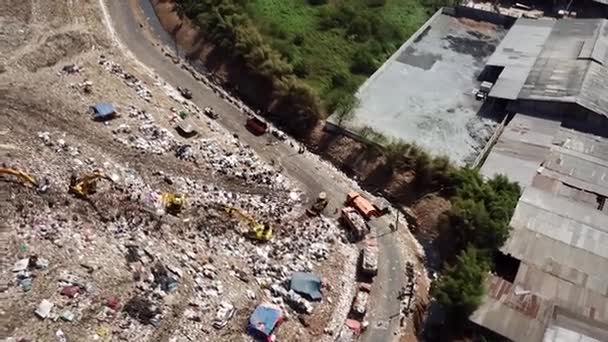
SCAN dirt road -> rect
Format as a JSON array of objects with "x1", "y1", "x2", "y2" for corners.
[{"x1": 104, "y1": 1, "x2": 410, "y2": 341}]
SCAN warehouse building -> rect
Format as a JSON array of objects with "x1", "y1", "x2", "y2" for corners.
[
  {"x1": 472, "y1": 17, "x2": 608, "y2": 342},
  {"x1": 480, "y1": 18, "x2": 608, "y2": 135}
]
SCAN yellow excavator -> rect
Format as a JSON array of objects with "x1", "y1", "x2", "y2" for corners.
[
  {"x1": 225, "y1": 206, "x2": 272, "y2": 242},
  {"x1": 0, "y1": 167, "x2": 47, "y2": 193},
  {"x1": 69, "y1": 171, "x2": 114, "y2": 198},
  {"x1": 161, "y1": 192, "x2": 185, "y2": 215}
]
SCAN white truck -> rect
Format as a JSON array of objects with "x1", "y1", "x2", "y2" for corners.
[{"x1": 359, "y1": 239, "x2": 378, "y2": 278}]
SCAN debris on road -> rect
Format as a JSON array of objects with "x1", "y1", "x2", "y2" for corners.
[
  {"x1": 247, "y1": 303, "x2": 284, "y2": 340},
  {"x1": 290, "y1": 272, "x2": 322, "y2": 301},
  {"x1": 35, "y1": 299, "x2": 54, "y2": 319},
  {"x1": 212, "y1": 302, "x2": 235, "y2": 329}
]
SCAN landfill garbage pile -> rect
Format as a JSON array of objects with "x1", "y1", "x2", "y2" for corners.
[
  {"x1": 2, "y1": 113, "x2": 349, "y2": 341},
  {"x1": 99, "y1": 56, "x2": 153, "y2": 102},
  {"x1": 175, "y1": 137, "x2": 292, "y2": 190}
]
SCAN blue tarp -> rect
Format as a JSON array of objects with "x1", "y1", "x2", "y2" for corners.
[
  {"x1": 290, "y1": 272, "x2": 322, "y2": 301},
  {"x1": 247, "y1": 303, "x2": 282, "y2": 339},
  {"x1": 91, "y1": 103, "x2": 115, "y2": 119}
]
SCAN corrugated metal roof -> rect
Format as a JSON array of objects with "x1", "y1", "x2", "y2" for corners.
[
  {"x1": 514, "y1": 263, "x2": 608, "y2": 331},
  {"x1": 486, "y1": 18, "x2": 608, "y2": 117},
  {"x1": 487, "y1": 19, "x2": 554, "y2": 100},
  {"x1": 544, "y1": 325, "x2": 603, "y2": 342},
  {"x1": 476, "y1": 111, "x2": 608, "y2": 340},
  {"x1": 481, "y1": 113, "x2": 561, "y2": 187},
  {"x1": 471, "y1": 275, "x2": 550, "y2": 342}
]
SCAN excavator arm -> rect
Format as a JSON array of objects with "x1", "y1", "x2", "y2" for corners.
[
  {"x1": 69, "y1": 171, "x2": 113, "y2": 198},
  {"x1": 225, "y1": 207, "x2": 272, "y2": 241},
  {"x1": 1, "y1": 167, "x2": 39, "y2": 187}
]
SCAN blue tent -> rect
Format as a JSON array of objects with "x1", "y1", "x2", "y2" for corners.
[
  {"x1": 91, "y1": 103, "x2": 116, "y2": 120},
  {"x1": 290, "y1": 272, "x2": 322, "y2": 301},
  {"x1": 247, "y1": 303, "x2": 283, "y2": 340}
]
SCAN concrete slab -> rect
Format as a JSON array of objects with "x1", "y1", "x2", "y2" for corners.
[{"x1": 330, "y1": 12, "x2": 506, "y2": 165}]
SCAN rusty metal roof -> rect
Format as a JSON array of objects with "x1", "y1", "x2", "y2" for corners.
[{"x1": 475, "y1": 113, "x2": 608, "y2": 341}]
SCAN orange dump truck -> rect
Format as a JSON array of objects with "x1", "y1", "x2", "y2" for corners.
[{"x1": 346, "y1": 192, "x2": 379, "y2": 219}]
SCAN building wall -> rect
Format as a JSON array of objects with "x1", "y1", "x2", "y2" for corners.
[
  {"x1": 451, "y1": 6, "x2": 517, "y2": 27},
  {"x1": 507, "y1": 100, "x2": 608, "y2": 138}
]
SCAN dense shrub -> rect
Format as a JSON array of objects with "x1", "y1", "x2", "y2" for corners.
[
  {"x1": 351, "y1": 47, "x2": 378, "y2": 75},
  {"x1": 443, "y1": 169, "x2": 520, "y2": 254},
  {"x1": 432, "y1": 247, "x2": 490, "y2": 323},
  {"x1": 318, "y1": 4, "x2": 357, "y2": 30},
  {"x1": 347, "y1": 15, "x2": 373, "y2": 41},
  {"x1": 293, "y1": 60, "x2": 310, "y2": 78},
  {"x1": 367, "y1": 0, "x2": 387, "y2": 6},
  {"x1": 177, "y1": 0, "x2": 321, "y2": 130}
]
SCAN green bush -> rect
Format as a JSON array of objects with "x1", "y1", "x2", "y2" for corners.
[
  {"x1": 292, "y1": 34, "x2": 305, "y2": 46},
  {"x1": 347, "y1": 15, "x2": 373, "y2": 41},
  {"x1": 318, "y1": 4, "x2": 357, "y2": 30},
  {"x1": 351, "y1": 46, "x2": 378, "y2": 75},
  {"x1": 308, "y1": 0, "x2": 328, "y2": 5},
  {"x1": 441, "y1": 169, "x2": 520, "y2": 254},
  {"x1": 293, "y1": 60, "x2": 310, "y2": 78},
  {"x1": 331, "y1": 70, "x2": 350, "y2": 87},
  {"x1": 367, "y1": 0, "x2": 387, "y2": 6},
  {"x1": 432, "y1": 246, "x2": 490, "y2": 323},
  {"x1": 333, "y1": 93, "x2": 360, "y2": 125}
]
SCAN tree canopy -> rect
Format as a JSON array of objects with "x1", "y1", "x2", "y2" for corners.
[{"x1": 432, "y1": 246, "x2": 490, "y2": 322}]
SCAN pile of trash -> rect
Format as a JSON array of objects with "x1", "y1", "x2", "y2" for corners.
[
  {"x1": 175, "y1": 137, "x2": 292, "y2": 190},
  {"x1": 99, "y1": 55, "x2": 152, "y2": 102},
  {"x1": 110, "y1": 107, "x2": 177, "y2": 155},
  {"x1": 12, "y1": 256, "x2": 48, "y2": 292},
  {"x1": 129, "y1": 124, "x2": 176, "y2": 155}
]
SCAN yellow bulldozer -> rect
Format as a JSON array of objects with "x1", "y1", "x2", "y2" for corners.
[
  {"x1": 225, "y1": 206, "x2": 272, "y2": 242},
  {"x1": 0, "y1": 167, "x2": 48, "y2": 193},
  {"x1": 69, "y1": 171, "x2": 114, "y2": 198},
  {"x1": 161, "y1": 192, "x2": 185, "y2": 215}
]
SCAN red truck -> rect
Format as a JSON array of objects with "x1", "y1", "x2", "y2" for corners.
[{"x1": 246, "y1": 117, "x2": 268, "y2": 136}]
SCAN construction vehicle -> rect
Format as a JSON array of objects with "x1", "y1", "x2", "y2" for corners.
[
  {"x1": 162, "y1": 192, "x2": 185, "y2": 215},
  {"x1": 68, "y1": 171, "x2": 114, "y2": 198},
  {"x1": 340, "y1": 207, "x2": 368, "y2": 241},
  {"x1": 178, "y1": 86, "x2": 193, "y2": 99},
  {"x1": 346, "y1": 192, "x2": 379, "y2": 220},
  {"x1": 225, "y1": 206, "x2": 272, "y2": 242},
  {"x1": 307, "y1": 192, "x2": 328, "y2": 216},
  {"x1": 0, "y1": 167, "x2": 47, "y2": 192},
  {"x1": 359, "y1": 238, "x2": 379, "y2": 278},
  {"x1": 204, "y1": 106, "x2": 219, "y2": 119}
]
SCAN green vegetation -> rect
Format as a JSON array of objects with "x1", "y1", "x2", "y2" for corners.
[
  {"x1": 432, "y1": 246, "x2": 490, "y2": 322},
  {"x1": 433, "y1": 169, "x2": 520, "y2": 332},
  {"x1": 353, "y1": 132, "x2": 520, "y2": 330},
  {"x1": 249, "y1": 0, "x2": 430, "y2": 112},
  {"x1": 354, "y1": 133, "x2": 520, "y2": 333},
  {"x1": 444, "y1": 169, "x2": 521, "y2": 254},
  {"x1": 176, "y1": 0, "x2": 437, "y2": 124}
]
